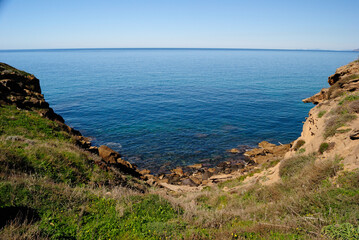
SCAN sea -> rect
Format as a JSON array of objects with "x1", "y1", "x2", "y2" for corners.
[{"x1": 0, "y1": 48, "x2": 357, "y2": 172}]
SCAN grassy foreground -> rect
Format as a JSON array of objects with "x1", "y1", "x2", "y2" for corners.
[{"x1": 1, "y1": 105, "x2": 359, "y2": 239}]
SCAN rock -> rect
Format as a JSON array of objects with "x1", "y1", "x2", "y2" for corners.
[
  {"x1": 187, "y1": 163, "x2": 203, "y2": 169},
  {"x1": 181, "y1": 178, "x2": 197, "y2": 187},
  {"x1": 98, "y1": 145, "x2": 121, "y2": 164},
  {"x1": 98, "y1": 145, "x2": 140, "y2": 177},
  {"x1": 172, "y1": 167, "x2": 184, "y2": 177},
  {"x1": 139, "y1": 169, "x2": 151, "y2": 175},
  {"x1": 258, "y1": 141, "x2": 276, "y2": 149},
  {"x1": 303, "y1": 61, "x2": 359, "y2": 104},
  {"x1": 167, "y1": 174, "x2": 181, "y2": 185},
  {"x1": 201, "y1": 171, "x2": 213, "y2": 180},
  {"x1": 244, "y1": 148, "x2": 266, "y2": 157},
  {"x1": 228, "y1": 148, "x2": 240, "y2": 154},
  {"x1": 88, "y1": 146, "x2": 99, "y2": 154},
  {"x1": 207, "y1": 168, "x2": 216, "y2": 173},
  {"x1": 328, "y1": 61, "x2": 359, "y2": 85},
  {"x1": 302, "y1": 88, "x2": 329, "y2": 104},
  {"x1": 189, "y1": 176, "x2": 202, "y2": 186},
  {"x1": 350, "y1": 130, "x2": 359, "y2": 140}
]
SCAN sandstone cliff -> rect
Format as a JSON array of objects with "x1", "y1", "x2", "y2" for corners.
[{"x1": 286, "y1": 59, "x2": 359, "y2": 170}]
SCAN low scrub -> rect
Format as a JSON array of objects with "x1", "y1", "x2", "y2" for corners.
[
  {"x1": 293, "y1": 139, "x2": 305, "y2": 151},
  {"x1": 324, "y1": 100, "x2": 357, "y2": 138},
  {"x1": 319, "y1": 142, "x2": 329, "y2": 154}
]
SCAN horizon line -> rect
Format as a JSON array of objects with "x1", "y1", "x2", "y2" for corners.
[{"x1": 0, "y1": 47, "x2": 357, "y2": 53}]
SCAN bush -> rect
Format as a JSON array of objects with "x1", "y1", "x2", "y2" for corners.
[
  {"x1": 293, "y1": 139, "x2": 305, "y2": 151},
  {"x1": 319, "y1": 142, "x2": 329, "y2": 154},
  {"x1": 339, "y1": 94, "x2": 359, "y2": 105},
  {"x1": 318, "y1": 110, "x2": 327, "y2": 118},
  {"x1": 279, "y1": 154, "x2": 315, "y2": 178}
]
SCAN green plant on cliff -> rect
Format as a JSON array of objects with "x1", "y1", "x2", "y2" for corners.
[
  {"x1": 318, "y1": 110, "x2": 327, "y2": 118},
  {"x1": 319, "y1": 142, "x2": 329, "y2": 154},
  {"x1": 293, "y1": 139, "x2": 305, "y2": 151}
]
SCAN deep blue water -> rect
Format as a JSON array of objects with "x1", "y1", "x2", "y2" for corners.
[{"x1": 0, "y1": 49, "x2": 357, "y2": 172}]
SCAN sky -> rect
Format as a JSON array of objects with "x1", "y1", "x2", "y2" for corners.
[{"x1": 0, "y1": 0, "x2": 358, "y2": 50}]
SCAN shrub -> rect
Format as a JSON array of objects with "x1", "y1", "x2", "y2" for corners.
[
  {"x1": 319, "y1": 142, "x2": 329, "y2": 154},
  {"x1": 293, "y1": 139, "x2": 305, "y2": 151},
  {"x1": 298, "y1": 148, "x2": 306, "y2": 154},
  {"x1": 339, "y1": 94, "x2": 359, "y2": 105},
  {"x1": 324, "y1": 110, "x2": 356, "y2": 138},
  {"x1": 348, "y1": 100, "x2": 359, "y2": 113},
  {"x1": 318, "y1": 110, "x2": 327, "y2": 118},
  {"x1": 279, "y1": 154, "x2": 315, "y2": 178}
]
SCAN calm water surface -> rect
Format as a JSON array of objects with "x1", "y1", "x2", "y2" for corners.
[{"x1": 0, "y1": 49, "x2": 357, "y2": 171}]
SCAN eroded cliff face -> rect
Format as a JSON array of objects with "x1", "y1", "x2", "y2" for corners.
[{"x1": 286, "y1": 60, "x2": 359, "y2": 170}]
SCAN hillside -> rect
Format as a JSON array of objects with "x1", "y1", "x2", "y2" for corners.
[{"x1": 1, "y1": 60, "x2": 359, "y2": 239}]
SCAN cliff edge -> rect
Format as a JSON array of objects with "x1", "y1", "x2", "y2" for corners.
[{"x1": 286, "y1": 59, "x2": 359, "y2": 170}]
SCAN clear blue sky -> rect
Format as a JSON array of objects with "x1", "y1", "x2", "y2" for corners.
[{"x1": 0, "y1": 0, "x2": 358, "y2": 50}]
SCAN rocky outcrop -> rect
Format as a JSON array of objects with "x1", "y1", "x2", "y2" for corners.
[
  {"x1": 244, "y1": 141, "x2": 291, "y2": 164},
  {"x1": 0, "y1": 63, "x2": 64, "y2": 122},
  {"x1": 286, "y1": 59, "x2": 359, "y2": 170},
  {"x1": 98, "y1": 145, "x2": 141, "y2": 177},
  {"x1": 303, "y1": 60, "x2": 359, "y2": 104}
]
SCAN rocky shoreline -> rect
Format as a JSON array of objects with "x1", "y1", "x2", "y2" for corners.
[
  {"x1": 6, "y1": 59, "x2": 358, "y2": 190},
  {"x1": 0, "y1": 62, "x2": 295, "y2": 189}
]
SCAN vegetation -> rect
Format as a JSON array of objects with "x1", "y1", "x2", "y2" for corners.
[
  {"x1": 324, "y1": 96, "x2": 358, "y2": 138},
  {"x1": 317, "y1": 110, "x2": 326, "y2": 118},
  {"x1": 319, "y1": 142, "x2": 329, "y2": 154},
  {"x1": 293, "y1": 139, "x2": 305, "y2": 151},
  {"x1": 1, "y1": 105, "x2": 359, "y2": 239}
]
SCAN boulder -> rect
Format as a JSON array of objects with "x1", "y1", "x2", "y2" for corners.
[
  {"x1": 187, "y1": 163, "x2": 203, "y2": 169},
  {"x1": 98, "y1": 145, "x2": 121, "y2": 164},
  {"x1": 98, "y1": 145, "x2": 140, "y2": 177},
  {"x1": 172, "y1": 167, "x2": 184, "y2": 177}
]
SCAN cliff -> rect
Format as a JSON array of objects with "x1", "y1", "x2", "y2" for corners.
[{"x1": 287, "y1": 60, "x2": 359, "y2": 169}]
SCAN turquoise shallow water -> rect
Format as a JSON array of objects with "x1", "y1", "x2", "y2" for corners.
[{"x1": 0, "y1": 49, "x2": 357, "y2": 172}]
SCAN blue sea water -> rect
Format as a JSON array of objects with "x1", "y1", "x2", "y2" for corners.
[{"x1": 0, "y1": 49, "x2": 358, "y2": 172}]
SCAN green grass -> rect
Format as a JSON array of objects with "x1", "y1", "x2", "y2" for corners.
[
  {"x1": 0, "y1": 105, "x2": 71, "y2": 141},
  {"x1": 0, "y1": 179, "x2": 182, "y2": 239}
]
